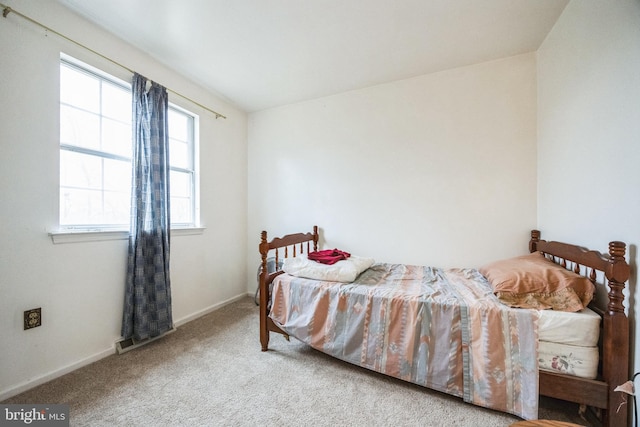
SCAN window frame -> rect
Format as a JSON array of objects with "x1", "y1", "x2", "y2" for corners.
[
  {"x1": 53, "y1": 55, "x2": 202, "y2": 243},
  {"x1": 167, "y1": 103, "x2": 200, "y2": 229},
  {"x1": 59, "y1": 57, "x2": 133, "y2": 230}
]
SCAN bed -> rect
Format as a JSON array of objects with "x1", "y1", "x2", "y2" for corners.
[{"x1": 258, "y1": 226, "x2": 630, "y2": 427}]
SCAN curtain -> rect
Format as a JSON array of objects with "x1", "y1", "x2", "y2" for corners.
[{"x1": 121, "y1": 73, "x2": 173, "y2": 341}]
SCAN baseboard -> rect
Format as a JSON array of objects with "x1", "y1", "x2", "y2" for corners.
[
  {"x1": 0, "y1": 292, "x2": 250, "y2": 401},
  {"x1": 0, "y1": 347, "x2": 115, "y2": 402},
  {"x1": 173, "y1": 293, "x2": 249, "y2": 327}
]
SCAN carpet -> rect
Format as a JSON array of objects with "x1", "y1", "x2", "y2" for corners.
[{"x1": 3, "y1": 297, "x2": 593, "y2": 426}]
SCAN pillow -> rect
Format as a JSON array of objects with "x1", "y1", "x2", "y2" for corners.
[
  {"x1": 479, "y1": 252, "x2": 595, "y2": 312},
  {"x1": 283, "y1": 255, "x2": 375, "y2": 283}
]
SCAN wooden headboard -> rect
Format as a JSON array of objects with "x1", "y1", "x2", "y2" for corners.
[
  {"x1": 258, "y1": 226, "x2": 319, "y2": 352},
  {"x1": 529, "y1": 229, "x2": 630, "y2": 427}
]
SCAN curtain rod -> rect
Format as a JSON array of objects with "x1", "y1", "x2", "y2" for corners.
[{"x1": 1, "y1": 3, "x2": 227, "y2": 120}]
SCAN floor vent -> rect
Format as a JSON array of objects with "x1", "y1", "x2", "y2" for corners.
[{"x1": 116, "y1": 328, "x2": 176, "y2": 355}]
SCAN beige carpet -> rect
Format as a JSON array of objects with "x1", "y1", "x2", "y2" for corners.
[{"x1": 3, "y1": 297, "x2": 594, "y2": 426}]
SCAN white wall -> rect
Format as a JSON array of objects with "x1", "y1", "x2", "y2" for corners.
[
  {"x1": 537, "y1": 0, "x2": 640, "y2": 405},
  {"x1": 248, "y1": 53, "x2": 538, "y2": 281},
  {"x1": 0, "y1": 0, "x2": 248, "y2": 399}
]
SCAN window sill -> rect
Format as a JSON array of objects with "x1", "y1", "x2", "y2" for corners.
[{"x1": 49, "y1": 227, "x2": 206, "y2": 244}]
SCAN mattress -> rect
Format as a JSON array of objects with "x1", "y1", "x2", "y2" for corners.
[
  {"x1": 538, "y1": 340, "x2": 599, "y2": 379},
  {"x1": 537, "y1": 307, "x2": 600, "y2": 347}
]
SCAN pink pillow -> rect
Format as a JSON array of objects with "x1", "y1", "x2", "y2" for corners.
[{"x1": 479, "y1": 252, "x2": 595, "y2": 312}]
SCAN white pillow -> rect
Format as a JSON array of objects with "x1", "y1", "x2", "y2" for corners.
[{"x1": 283, "y1": 255, "x2": 375, "y2": 283}]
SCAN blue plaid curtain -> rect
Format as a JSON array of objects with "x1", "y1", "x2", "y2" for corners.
[{"x1": 121, "y1": 73, "x2": 173, "y2": 341}]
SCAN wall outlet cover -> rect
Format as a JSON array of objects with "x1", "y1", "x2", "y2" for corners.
[{"x1": 24, "y1": 308, "x2": 42, "y2": 330}]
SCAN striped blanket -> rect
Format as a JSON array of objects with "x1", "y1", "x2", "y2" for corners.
[{"x1": 270, "y1": 263, "x2": 539, "y2": 420}]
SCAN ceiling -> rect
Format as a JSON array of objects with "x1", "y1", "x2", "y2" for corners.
[{"x1": 56, "y1": 0, "x2": 569, "y2": 113}]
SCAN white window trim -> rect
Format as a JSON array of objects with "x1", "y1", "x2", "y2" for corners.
[
  {"x1": 49, "y1": 226, "x2": 206, "y2": 244},
  {"x1": 167, "y1": 103, "x2": 200, "y2": 229}
]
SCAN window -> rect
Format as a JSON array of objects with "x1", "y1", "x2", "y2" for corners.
[
  {"x1": 168, "y1": 106, "x2": 197, "y2": 226},
  {"x1": 59, "y1": 56, "x2": 199, "y2": 231},
  {"x1": 59, "y1": 59, "x2": 132, "y2": 228}
]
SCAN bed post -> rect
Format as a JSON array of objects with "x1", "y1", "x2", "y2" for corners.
[
  {"x1": 602, "y1": 241, "x2": 630, "y2": 427},
  {"x1": 313, "y1": 225, "x2": 319, "y2": 251},
  {"x1": 259, "y1": 230, "x2": 270, "y2": 351},
  {"x1": 529, "y1": 229, "x2": 541, "y2": 253}
]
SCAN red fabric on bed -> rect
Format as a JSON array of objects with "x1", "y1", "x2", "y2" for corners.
[{"x1": 308, "y1": 249, "x2": 351, "y2": 265}]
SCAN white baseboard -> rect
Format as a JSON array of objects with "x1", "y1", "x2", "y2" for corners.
[
  {"x1": 0, "y1": 347, "x2": 115, "y2": 402},
  {"x1": 0, "y1": 292, "x2": 250, "y2": 401},
  {"x1": 173, "y1": 293, "x2": 248, "y2": 327}
]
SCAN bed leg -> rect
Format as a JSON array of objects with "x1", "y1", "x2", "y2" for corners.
[
  {"x1": 604, "y1": 407, "x2": 626, "y2": 427},
  {"x1": 260, "y1": 334, "x2": 269, "y2": 352},
  {"x1": 259, "y1": 230, "x2": 270, "y2": 352},
  {"x1": 260, "y1": 292, "x2": 269, "y2": 351},
  {"x1": 259, "y1": 281, "x2": 270, "y2": 351}
]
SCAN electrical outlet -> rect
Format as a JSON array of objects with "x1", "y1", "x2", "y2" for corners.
[{"x1": 24, "y1": 308, "x2": 41, "y2": 330}]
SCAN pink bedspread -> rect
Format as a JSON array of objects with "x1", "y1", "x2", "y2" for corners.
[{"x1": 270, "y1": 263, "x2": 539, "y2": 420}]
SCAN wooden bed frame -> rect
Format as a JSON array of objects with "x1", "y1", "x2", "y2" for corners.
[{"x1": 259, "y1": 226, "x2": 630, "y2": 427}]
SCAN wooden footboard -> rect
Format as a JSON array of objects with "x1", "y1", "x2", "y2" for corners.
[
  {"x1": 259, "y1": 225, "x2": 318, "y2": 351},
  {"x1": 530, "y1": 230, "x2": 630, "y2": 427}
]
